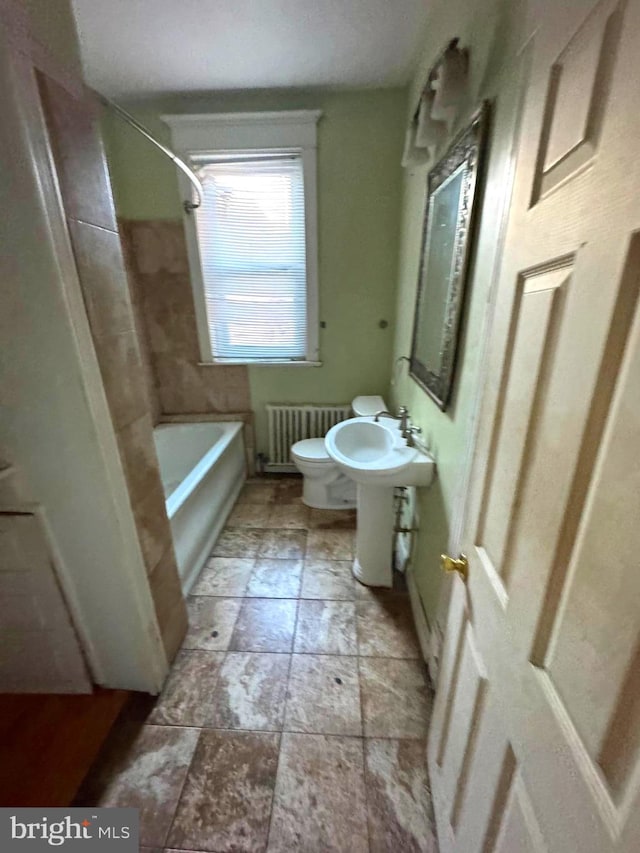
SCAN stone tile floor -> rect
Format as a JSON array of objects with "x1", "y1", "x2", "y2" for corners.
[{"x1": 76, "y1": 477, "x2": 438, "y2": 852}]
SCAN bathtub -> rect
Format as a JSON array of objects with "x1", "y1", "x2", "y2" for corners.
[{"x1": 153, "y1": 421, "x2": 246, "y2": 593}]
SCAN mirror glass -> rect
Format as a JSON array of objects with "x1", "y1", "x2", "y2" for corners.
[
  {"x1": 413, "y1": 165, "x2": 465, "y2": 375},
  {"x1": 409, "y1": 103, "x2": 489, "y2": 410}
]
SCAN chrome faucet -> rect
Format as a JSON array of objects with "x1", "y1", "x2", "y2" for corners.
[{"x1": 374, "y1": 406, "x2": 410, "y2": 435}]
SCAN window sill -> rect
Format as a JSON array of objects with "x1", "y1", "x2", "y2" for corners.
[{"x1": 198, "y1": 360, "x2": 323, "y2": 368}]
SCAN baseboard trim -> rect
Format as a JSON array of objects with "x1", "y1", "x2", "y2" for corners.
[{"x1": 407, "y1": 569, "x2": 431, "y2": 664}]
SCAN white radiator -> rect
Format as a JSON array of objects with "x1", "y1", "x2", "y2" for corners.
[{"x1": 266, "y1": 403, "x2": 352, "y2": 471}]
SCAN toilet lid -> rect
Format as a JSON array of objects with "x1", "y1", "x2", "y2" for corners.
[
  {"x1": 292, "y1": 438, "x2": 330, "y2": 462},
  {"x1": 351, "y1": 394, "x2": 387, "y2": 417}
]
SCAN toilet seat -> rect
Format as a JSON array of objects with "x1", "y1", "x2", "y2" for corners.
[{"x1": 351, "y1": 395, "x2": 386, "y2": 417}]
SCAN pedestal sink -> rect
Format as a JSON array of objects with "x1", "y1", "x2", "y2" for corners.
[{"x1": 325, "y1": 417, "x2": 435, "y2": 587}]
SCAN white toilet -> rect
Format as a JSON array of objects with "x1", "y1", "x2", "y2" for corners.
[{"x1": 291, "y1": 395, "x2": 387, "y2": 510}]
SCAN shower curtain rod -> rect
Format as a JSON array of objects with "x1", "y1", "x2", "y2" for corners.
[{"x1": 90, "y1": 88, "x2": 203, "y2": 214}]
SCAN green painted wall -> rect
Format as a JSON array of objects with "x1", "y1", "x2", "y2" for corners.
[
  {"x1": 103, "y1": 88, "x2": 407, "y2": 454},
  {"x1": 389, "y1": 0, "x2": 527, "y2": 628}
]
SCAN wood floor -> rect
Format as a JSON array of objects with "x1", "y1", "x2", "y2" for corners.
[{"x1": 0, "y1": 688, "x2": 129, "y2": 807}]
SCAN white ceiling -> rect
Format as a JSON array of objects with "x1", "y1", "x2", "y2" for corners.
[{"x1": 71, "y1": 0, "x2": 430, "y2": 98}]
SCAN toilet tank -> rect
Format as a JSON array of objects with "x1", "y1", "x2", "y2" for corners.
[{"x1": 351, "y1": 395, "x2": 387, "y2": 417}]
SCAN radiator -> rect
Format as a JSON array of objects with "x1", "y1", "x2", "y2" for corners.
[{"x1": 266, "y1": 404, "x2": 352, "y2": 471}]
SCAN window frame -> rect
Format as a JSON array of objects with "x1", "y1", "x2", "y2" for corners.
[{"x1": 162, "y1": 111, "x2": 322, "y2": 366}]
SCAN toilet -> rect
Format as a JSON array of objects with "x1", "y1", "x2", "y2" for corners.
[{"x1": 291, "y1": 395, "x2": 387, "y2": 510}]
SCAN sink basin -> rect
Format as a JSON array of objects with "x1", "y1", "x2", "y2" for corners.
[{"x1": 325, "y1": 417, "x2": 434, "y2": 487}]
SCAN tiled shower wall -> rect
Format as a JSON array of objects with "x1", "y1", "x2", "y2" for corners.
[
  {"x1": 39, "y1": 73, "x2": 187, "y2": 662},
  {"x1": 119, "y1": 220, "x2": 252, "y2": 420}
]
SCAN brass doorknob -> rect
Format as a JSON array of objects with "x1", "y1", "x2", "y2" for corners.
[{"x1": 441, "y1": 553, "x2": 468, "y2": 581}]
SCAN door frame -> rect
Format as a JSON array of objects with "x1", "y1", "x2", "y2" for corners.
[
  {"x1": 1, "y1": 4, "x2": 169, "y2": 693},
  {"x1": 425, "y1": 25, "x2": 536, "y2": 687}
]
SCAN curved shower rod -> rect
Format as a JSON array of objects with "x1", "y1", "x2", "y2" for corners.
[{"x1": 90, "y1": 88, "x2": 203, "y2": 214}]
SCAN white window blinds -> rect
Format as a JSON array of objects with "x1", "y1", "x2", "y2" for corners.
[{"x1": 192, "y1": 152, "x2": 308, "y2": 362}]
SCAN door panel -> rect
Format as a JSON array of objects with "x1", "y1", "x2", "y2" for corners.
[
  {"x1": 429, "y1": 0, "x2": 640, "y2": 850},
  {"x1": 544, "y1": 285, "x2": 640, "y2": 767},
  {"x1": 477, "y1": 263, "x2": 572, "y2": 581},
  {"x1": 493, "y1": 775, "x2": 547, "y2": 853},
  {"x1": 533, "y1": 0, "x2": 624, "y2": 202},
  {"x1": 439, "y1": 625, "x2": 488, "y2": 823}
]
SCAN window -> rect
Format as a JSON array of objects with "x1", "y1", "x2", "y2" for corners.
[
  {"x1": 193, "y1": 152, "x2": 307, "y2": 361},
  {"x1": 162, "y1": 111, "x2": 321, "y2": 364}
]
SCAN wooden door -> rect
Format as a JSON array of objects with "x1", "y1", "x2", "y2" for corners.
[{"x1": 428, "y1": 0, "x2": 640, "y2": 850}]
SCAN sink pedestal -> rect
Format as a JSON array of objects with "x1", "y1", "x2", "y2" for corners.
[
  {"x1": 324, "y1": 416, "x2": 435, "y2": 588},
  {"x1": 353, "y1": 484, "x2": 394, "y2": 588}
]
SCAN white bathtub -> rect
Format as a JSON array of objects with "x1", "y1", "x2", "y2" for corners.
[{"x1": 153, "y1": 421, "x2": 246, "y2": 593}]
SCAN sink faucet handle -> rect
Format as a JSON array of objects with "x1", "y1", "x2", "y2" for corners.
[
  {"x1": 397, "y1": 406, "x2": 410, "y2": 433},
  {"x1": 405, "y1": 425, "x2": 422, "y2": 447}
]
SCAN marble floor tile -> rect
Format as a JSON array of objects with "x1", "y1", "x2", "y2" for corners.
[
  {"x1": 148, "y1": 650, "x2": 224, "y2": 726},
  {"x1": 75, "y1": 468, "x2": 438, "y2": 853},
  {"x1": 237, "y1": 481, "x2": 277, "y2": 504},
  {"x1": 211, "y1": 527, "x2": 265, "y2": 557},
  {"x1": 208, "y1": 651, "x2": 290, "y2": 731},
  {"x1": 258, "y1": 528, "x2": 307, "y2": 559},
  {"x1": 308, "y1": 507, "x2": 357, "y2": 529},
  {"x1": 266, "y1": 503, "x2": 310, "y2": 529},
  {"x1": 359, "y1": 658, "x2": 432, "y2": 739},
  {"x1": 246, "y1": 558, "x2": 303, "y2": 598},
  {"x1": 306, "y1": 529, "x2": 355, "y2": 560},
  {"x1": 300, "y1": 559, "x2": 356, "y2": 600},
  {"x1": 294, "y1": 599, "x2": 357, "y2": 655},
  {"x1": 75, "y1": 466, "x2": 438, "y2": 852},
  {"x1": 191, "y1": 557, "x2": 255, "y2": 597},
  {"x1": 227, "y1": 503, "x2": 272, "y2": 528},
  {"x1": 284, "y1": 654, "x2": 362, "y2": 736},
  {"x1": 76, "y1": 724, "x2": 199, "y2": 848},
  {"x1": 357, "y1": 594, "x2": 421, "y2": 659},
  {"x1": 167, "y1": 729, "x2": 279, "y2": 853},
  {"x1": 183, "y1": 596, "x2": 242, "y2": 651},
  {"x1": 230, "y1": 598, "x2": 298, "y2": 652},
  {"x1": 275, "y1": 477, "x2": 303, "y2": 503},
  {"x1": 365, "y1": 738, "x2": 437, "y2": 853},
  {"x1": 267, "y1": 733, "x2": 368, "y2": 853}
]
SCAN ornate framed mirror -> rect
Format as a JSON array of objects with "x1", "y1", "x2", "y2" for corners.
[{"x1": 409, "y1": 102, "x2": 490, "y2": 410}]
